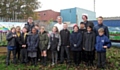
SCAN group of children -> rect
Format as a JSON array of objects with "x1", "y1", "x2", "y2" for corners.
[{"x1": 6, "y1": 17, "x2": 111, "y2": 69}]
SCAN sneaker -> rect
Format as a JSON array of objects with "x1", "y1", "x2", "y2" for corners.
[{"x1": 52, "y1": 63, "x2": 55, "y2": 66}]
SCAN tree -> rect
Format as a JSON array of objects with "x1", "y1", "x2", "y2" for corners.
[{"x1": 0, "y1": 0, "x2": 40, "y2": 20}]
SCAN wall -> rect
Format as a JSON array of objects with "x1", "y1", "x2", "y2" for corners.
[{"x1": 60, "y1": 8, "x2": 76, "y2": 23}]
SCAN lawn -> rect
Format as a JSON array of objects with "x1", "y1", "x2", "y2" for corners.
[{"x1": 0, "y1": 47, "x2": 120, "y2": 70}]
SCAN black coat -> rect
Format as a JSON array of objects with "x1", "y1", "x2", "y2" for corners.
[
  {"x1": 84, "y1": 21, "x2": 94, "y2": 29},
  {"x1": 79, "y1": 29, "x2": 87, "y2": 48},
  {"x1": 27, "y1": 33, "x2": 39, "y2": 52},
  {"x1": 16, "y1": 32, "x2": 22, "y2": 48},
  {"x1": 83, "y1": 31, "x2": 95, "y2": 51},
  {"x1": 94, "y1": 24, "x2": 109, "y2": 38},
  {"x1": 20, "y1": 33, "x2": 28, "y2": 49},
  {"x1": 24, "y1": 22, "x2": 35, "y2": 32},
  {"x1": 6, "y1": 32, "x2": 17, "y2": 47},
  {"x1": 60, "y1": 29, "x2": 70, "y2": 46},
  {"x1": 70, "y1": 32, "x2": 82, "y2": 51}
]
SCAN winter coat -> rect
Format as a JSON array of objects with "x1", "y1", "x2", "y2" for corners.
[
  {"x1": 6, "y1": 32, "x2": 17, "y2": 50},
  {"x1": 16, "y1": 32, "x2": 22, "y2": 48},
  {"x1": 60, "y1": 29, "x2": 70, "y2": 46},
  {"x1": 48, "y1": 33, "x2": 61, "y2": 51},
  {"x1": 70, "y1": 31, "x2": 82, "y2": 51},
  {"x1": 27, "y1": 33, "x2": 39, "y2": 52},
  {"x1": 39, "y1": 31, "x2": 49, "y2": 51},
  {"x1": 20, "y1": 33, "x2": 28, "y2": 49},
  {"x1": 24, "y1": 22, "x2": 35, "y2": 32},
  {"x1": 94, "y1": 24, "x2": 109, "y2": 38},
  {"x1": 95, "y1": 35, "x2": 111, "y2": 52},
  {"x1": 79, "y1": 29, "x2": 87, "y2": 48},
  {"x1": 83, "y1": 31, "x2": 95, "y2": 51}
]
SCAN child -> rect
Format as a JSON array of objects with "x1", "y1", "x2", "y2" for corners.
[
  {"x1": 83, "y1": 26, "x2": 95, "y2": 66},
  {"x1": 70, "y1": 25, "x2": 82, "y2": 67},
  {"x1": 20, "y1": 27, "x2": 28, "y2": 64},
  {"x1": 95, "y1": 28, "x2": 111, "y2": 69},
  {"x1": 60, "y1": 23, "x2": 70, "y2": 64},
  {"x1": 27, "y1": 28, "x2": 39, "y2": 66},
  {"x1": 48, "y1": 26, "x2": 61, "y2": 66},
  {"x1": 79, "y1": 22, "x2": 87, "y2": 62},
  {"x1": 15, "y1": 26, "x2": 22, "y2": 61},
  {"x1": 39, "y1": 26, "x2": 49, "y2": 66},
  {"x1": 6, "y1": 27, "x2": 17, "y2": 66}
]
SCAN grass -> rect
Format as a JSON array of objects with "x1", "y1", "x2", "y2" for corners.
[{"x1": 0, "y1": 47, "x2": 120, "y2": 70}]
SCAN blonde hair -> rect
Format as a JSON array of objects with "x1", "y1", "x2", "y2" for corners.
[
  {"x1": 98, "y1": 28, "x2": 104, "y2": 32},
  {"x1": 28, "y1": 17, "x2": 33, "y2": 20},
  {"x1": 16, "y1": 26, "x2": 21, "y2": 30}
]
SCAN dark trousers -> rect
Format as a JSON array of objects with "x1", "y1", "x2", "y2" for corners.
[
  {"x1": 85, "y1": 51, "x2": 94, "y2": 64},
  {"x1": 60, "y1": 46, "x2": 70, "y2": 63},
  {"x1": 6, "y1": 49, "x2": 16, "y2": 64},
  {"x1": 16, "y1": 46, "x2": 20, "y2": 60},
  {"x1": 37, "y1": 47, "x2": 40, "y2": 60},
  {"x1": 51, "y1": 51, "x2": 58, "y2": 64},
  {"x1": 20, "y1": 49, "x2": 27, "y2": 63},
  {"x1": 73, "y1": 51, "x2": 81, "y2": 65},
  {"x1": 97, "y1": 52, "x2": 106, "y2": 67}
]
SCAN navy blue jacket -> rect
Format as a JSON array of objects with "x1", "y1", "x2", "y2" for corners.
[
  {"x1": 27, "y1": 33, "x2": 39, "y2": 52},
  {"x1": 95, "y1": 35, "x2": 111, "y2": 52},
  {"x1": 94, "y1": 24, "x2": 109, "y2": 38},
  {"x1": 70, "y1": 31, "x2": 82, "y2": 51}
]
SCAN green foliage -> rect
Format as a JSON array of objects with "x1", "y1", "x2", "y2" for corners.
[
  {"x1": 0, "y1": 0, "x2": 40, "y2": 19},
  {"x1": 0, "y1": 47, "x2": 120, "y2": 70}
]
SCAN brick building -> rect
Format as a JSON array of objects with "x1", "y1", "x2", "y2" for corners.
[{"x1": 36, "y1": 9, "x2": 60, "y2": 22}]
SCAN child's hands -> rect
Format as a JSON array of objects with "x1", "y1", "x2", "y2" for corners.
[
  {"x1": 103, "y1": 46, "x2": 107, "y2": 48},
  {"x1": 22, "y1": 45, "x2": 26, "y2": 47}
]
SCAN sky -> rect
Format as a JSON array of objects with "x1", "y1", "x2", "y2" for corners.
[{"x1": 37, "y1": 0, "x2": 120, "y2": 17}]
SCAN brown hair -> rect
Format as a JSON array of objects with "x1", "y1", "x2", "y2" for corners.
[
  {"x1": 98, "y1": 16, "x2": 103, "y2": 19},
  {"x1": 16, "y1": 26, "x2": 21, "y2": 30},
  {"x1": 28, "y1": 17, "x2": 33, "y2": 20},
  {"x1": 11, "y1": 27, "x2": 16, "y2": 31},
  {"x1": 53, "y1": 26, "x2": 59, "y2": 33},
  {"x1": 98, "y1": 28, "x2": 104, "y2": 32}
]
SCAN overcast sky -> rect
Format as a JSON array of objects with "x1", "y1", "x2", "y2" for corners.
[{"x1": 37, "y1": 0, "x2": 120, "y2": 17}]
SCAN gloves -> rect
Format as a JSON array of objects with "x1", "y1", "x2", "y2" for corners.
[
  {"x1": 74, "y1": 44, "x2": 77, "y2": 47},
  {"x1": 57, "y1": 46, "x2": 60, "y2": 51}
]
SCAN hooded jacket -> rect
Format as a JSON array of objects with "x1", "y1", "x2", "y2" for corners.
[{"x1": 95, "y1": 35, "x2": 111, "y2": 52}]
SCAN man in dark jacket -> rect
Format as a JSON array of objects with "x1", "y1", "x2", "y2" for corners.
[
  {"x1": 94, "y1": 16, "x2": 109, "y2": 38},
  {"x1": 82, "y1": 15, "x2": 94, "y2": 29},
  {"x1": 24, "y1": 17, "x2": 35, "y2": 33},
  {"x1": 60, "y1": 23, "x2": 70, "y2": 64}
]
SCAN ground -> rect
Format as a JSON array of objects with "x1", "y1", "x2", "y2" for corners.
[{"x1": 0, "y1": 47, "x2": 120, "y2": 70}]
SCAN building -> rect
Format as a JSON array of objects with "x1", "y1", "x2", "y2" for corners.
[
  {"x1": 37, "y1": 9, "x2": 60, "y2": 22},
  {"x1": 60, "y1": 7, "x2": 96, "y2": 24}
]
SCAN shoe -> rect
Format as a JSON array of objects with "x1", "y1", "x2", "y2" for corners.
[
  {"x1": 52, "y1": 63, "x2": 55, "y2": 66},
  {"x1": 6, "y1": 63, "x2": 9, "y2": 66},
  {"x1": 60, "y1": 61, "x2": 64, "y2": 64}
]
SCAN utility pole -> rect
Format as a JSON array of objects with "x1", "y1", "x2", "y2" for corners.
[{"x1": 94, "y1": 0, "x2": 95, "y2": 12}]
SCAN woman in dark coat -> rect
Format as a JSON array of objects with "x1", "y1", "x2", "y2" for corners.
[
  {"x1": 27, "y1": 27, "x2": 39, "y2": 66},
  {"x1": 6, "y1": 27, "x2": 17, "y2": 66},
  {"x1": 70, "y1": 25, "x2": 82, "y2": 67},
  {"x1": 39, "y1": 26, "x2": 49, "y2": 66}
]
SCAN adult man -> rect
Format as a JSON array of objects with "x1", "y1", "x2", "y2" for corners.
[
  {"x1": 82, "y1": 15, "x2": 94, "y2": 29},
  {"x1": 54, "y1": 16, "x2": 63, "y2": 32},
  {"x1": 60, "y1": 23, "x2": 70, "y2": 64},
  {"x1": 94, "y1": 16, "x2": 109, "y2": 38},
  {"x1": 24, "y1": 17, "x2": 35, "y2": 33}
]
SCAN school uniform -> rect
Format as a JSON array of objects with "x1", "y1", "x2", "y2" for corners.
[
  {"x1": 48, "y1": 32, "x2": 61, "y2": 65},
  {"x1": 79, "y1": 29, "x2": 87, "y2": 61},
  {"x1": 20, "y1": 33, "x2": 28, "y2": 63},
  {"x1": 27, "y1": 33, "x2": 39, "y2": 66},
  {"x1": 16, "y1": 32, "x2": 22, "y2": 61},
  {"x1": 6, "y1": 32, "x2": 17, "y2": 65},
  {"x1": 95, "y1": 35, "x2": 111, "y2": 68},
  {"x1": 83, "y1": 31, "x2": 95, "y2": 65},
  {"x1": 70, "y1": 31, "x2": 82, "y2": 66},
  {"x1": 60, "y1": 29, "x2": 70, "y2": 64}
]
